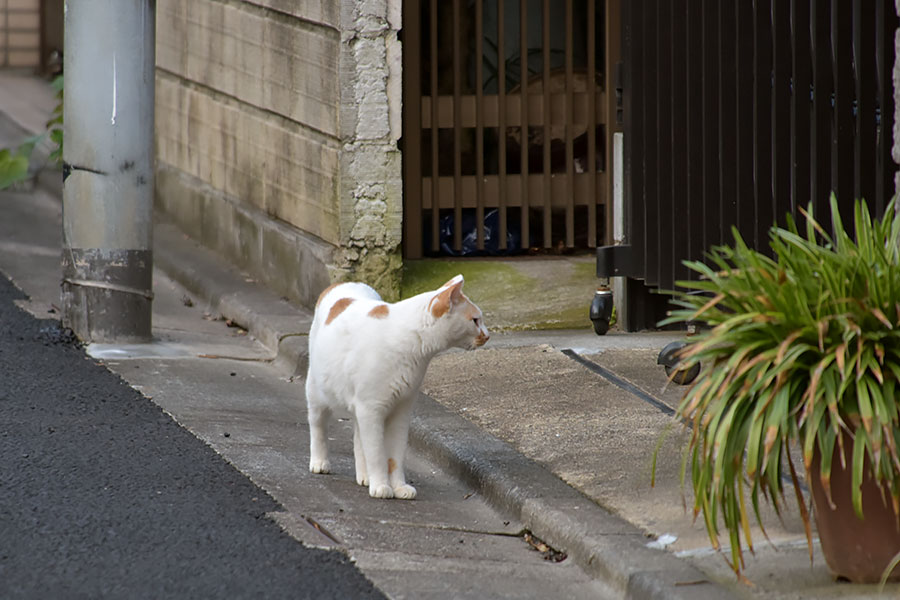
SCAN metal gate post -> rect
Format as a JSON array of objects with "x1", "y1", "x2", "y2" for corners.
[{"x1": 611, "y1": 131, "x2": 627, "y2": 329}]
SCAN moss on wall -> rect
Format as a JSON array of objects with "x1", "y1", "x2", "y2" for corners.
[{"x1": 331, "y1": 245, "x2": 403, "y2": 302}]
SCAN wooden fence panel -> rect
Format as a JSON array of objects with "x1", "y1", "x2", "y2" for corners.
[
  {"x1": 791, "y1": 0, "x2": 812, "y2": 219},
  {"x1": 753, "y1": 0, "x2": 774, "y2": 246},
  {"x1": 685, "y1": 0, "x2": 705, "y2": 273},
  {"x1": 655, "y1": 1, "x2": 672, "y2": 289},
  {"x1": 621, "y1": 0, "x2": 644, "y2": 277},
  {"x1": 670, "y1": 0, "x2": 689, "y2": 284},
  {"x1": 855, "y1": 1, "x2": 877, "y2": 210},
  {"x1": 402, "y1": 0, "x2": 618, "y2": 258},
  {"x1": 735, "y1": 0, "x2": 756, "y2": 247},
  {"x1": 877, "y1": 1, "x2": 899, "y2": 215},
  {"x1": 604, "y1": 0, "x2": 898, "y2": 330},
  {"x1": 642, "y1": 3, "x2": 659, "y2": 286},
  {"x1": 717, "y1": 0, "x2": 737, "y2": 269},
  {"x1": 772, "y1": 0, "x2": 793, "y2": 226}
]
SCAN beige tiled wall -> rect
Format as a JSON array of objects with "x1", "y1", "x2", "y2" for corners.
[
  {"x1": 155, "y1": 0, "x2": 405, "y2": 305},
  {"x1": 155, "y1": 0, "x2": 343, "y2": 245},
  {"x1": 0, "y1": 0, "x2": 41, "y2": 68}
]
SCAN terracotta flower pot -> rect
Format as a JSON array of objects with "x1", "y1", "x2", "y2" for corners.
[{"x1": 809, "y1": 433, "x2": 900, "y2": 583}]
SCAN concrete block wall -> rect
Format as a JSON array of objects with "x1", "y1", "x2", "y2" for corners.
[{"x1": 155, "y1": 0, "x2": 403, "y2": 308}]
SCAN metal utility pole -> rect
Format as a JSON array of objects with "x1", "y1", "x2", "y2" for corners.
[{"x1": 61, "y1": 0, "x2": 156, "y2": 342}]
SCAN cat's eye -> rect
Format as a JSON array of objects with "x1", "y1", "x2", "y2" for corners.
[{"x1": 473, "y1": 317, "x2": 481, "y2": 327}]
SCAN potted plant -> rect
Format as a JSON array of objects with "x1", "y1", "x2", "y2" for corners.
[{"x1": 656, "y1": 195, "x2": 900, "y2": 583}]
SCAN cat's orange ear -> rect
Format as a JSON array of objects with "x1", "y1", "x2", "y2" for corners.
[{"x1": 429, "y1": 275, "x2": 465, "y2": 318}]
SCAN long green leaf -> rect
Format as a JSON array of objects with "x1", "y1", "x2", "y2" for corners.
[{"x1": 852, "y1": 431, "x2": 868, "y2": 519}]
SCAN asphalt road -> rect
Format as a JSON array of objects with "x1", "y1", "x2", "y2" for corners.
[{"x1": 0, "y1": 275, "x2": 384, "y2": 599}]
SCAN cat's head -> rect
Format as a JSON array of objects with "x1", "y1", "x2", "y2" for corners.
[{"x1": 427, "y1": 275, "x2": 489, "y2": 350}]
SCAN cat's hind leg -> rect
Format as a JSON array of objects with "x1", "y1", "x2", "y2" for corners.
[
  {"x1": 306, "y1": 382, "x2": 332, "y2": 474},
  {"x1": 385, "y1": 399, "x2": 416, "y2": 500},
  {"x1": 353, "y1": 420, "x2": 368, "y2": 487}
]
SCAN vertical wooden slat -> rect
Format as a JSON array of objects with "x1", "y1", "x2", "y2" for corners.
[
  {"x1": 541, "y1": 0, "x2": 552, "y2": 248},
  {"x1": 791, "y1": 0, "x2": 812, "y2": 213},
  {"x1": 642, "y1": 2, "x2": 659, "y2": 286},
  {"x1": 656, "y1": 0, "x2": 673, "y2": 289},
  {"x1": 735, "y1": 0, "x2": 756, "y2": 246},
  {"x1": 587, "y1": 0, "x2": 597, "y2": 247},
  {"x1": 452, "y1": 0, "x2": 463, "y2": 251},
  {"x1": 718, "y1": 0, "x2": 737, "y2": 253},
  {"x1": 831, "y1": 0, "x2": 854, "y2": 221},
  {"x1": 402, "y1": 0, "x2": 423, "y2": 258},
  {"x1": 564, "y1": 0, "x2": 574, "y2": 248},
  {"x1": 475, "y1": 0, "x2": 485, "y2": 250},
  {"x1": 429, "y1": 0, "x2": 441, "y2": 252},
  {"x1": 686, "y1": 0, "x2": 704, "y2": 268},
  {"x1": 520, "y1": 0, "x2": 530, "y2": 249},
  {"x1": 670, "y1": 0, "x2": 688, "y2": 283},
  {"x1": 753, "y1": 0, "x2": 773, "y2": 249},
  {"x1": 603, "y1": 0, "x2": 621, "y2": 248},
  {"x1": 854, "y1": 0, "x2": 876, "y2": 209},
  {"x1": 703, "y1": 0, "x2": 721, "y2": 253},
  {"x1": 772, "y1": 0, "x2": 792, "y2": 225},
  {"x1": 498, "y1": 0, "x2": 508, "y2": 248},
  {"x1": 622, "y1": 0, "x2": 645, "y2": 274},
  {"x1": 876, "y1": 0, "x2": 898, "y2": 215},
  {"x1": 811, "y1": 0, "x2": 833, "y2": 221}
]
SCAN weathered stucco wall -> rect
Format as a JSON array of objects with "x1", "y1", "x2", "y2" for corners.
[
  {"x1": 334, "y1": 0, "x2": 404, "y2": 299},
  {"x1": 154, "y1": 0, "x2": 403, "y2": 306}
]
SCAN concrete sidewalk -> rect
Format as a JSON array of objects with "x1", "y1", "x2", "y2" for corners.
[{"x1": 2, "y1": 72, "x2": 897, "y2": 599}]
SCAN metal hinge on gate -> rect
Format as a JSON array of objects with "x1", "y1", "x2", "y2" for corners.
[{"x1": 596, "y1": 244, "x2": 634, "y2": 278}]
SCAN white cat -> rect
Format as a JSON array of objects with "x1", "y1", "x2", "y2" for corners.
[{"x1": 305, "y1": 275, "x2": 489, "y2": 499}]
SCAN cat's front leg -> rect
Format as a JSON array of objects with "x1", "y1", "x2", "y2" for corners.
[
  {"x1": 355, "y1": 405, "x2": 393, "y2": 498},
  {"x1": 385, "y1": 399, "x2": 416, "y2": 500}
]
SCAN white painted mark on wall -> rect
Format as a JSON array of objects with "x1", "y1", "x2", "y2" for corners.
[{"x1": 111, "y1": 53, "x2": 118, "y2": 125}]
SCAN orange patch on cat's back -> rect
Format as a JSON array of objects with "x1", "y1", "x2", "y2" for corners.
[
  {"x1": 325, "y1": 298, "x2": 354, "y2": 325},
  {"x1": 316, "y1": 282, "x2": 343, "y2": 308},
  {"x1": 368, "y1": 304, "x2": 389, "y2": 319},
  {"x1": 388, "y1": 458, "x2": 397, "y2": 475}
]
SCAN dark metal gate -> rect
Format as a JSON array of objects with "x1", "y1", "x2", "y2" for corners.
[
  {"x1": 600, "y1": 0, "x2": 899, "y2": 330},
  {"x1": 402, "y1": 0, "x2": 621, "y2": 258}
]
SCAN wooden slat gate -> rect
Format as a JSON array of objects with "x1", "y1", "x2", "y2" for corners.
[
  {"x1": 0, "y1": 0, "x2": 42, "y2": 68},
  {"x1": 402, "y1": 0, "x2": 621, "y2": 258},
  {"x1": 600, "y1": 0, "x2": 899, "y2": 330}
]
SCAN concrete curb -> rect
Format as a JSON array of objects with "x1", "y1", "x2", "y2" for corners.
[
  {"x1": 408, "y1": 398, "x2": 727, "y2": 600},
  {"x1": 153, "y1": 221, "x2": 313, "y2": 377}
]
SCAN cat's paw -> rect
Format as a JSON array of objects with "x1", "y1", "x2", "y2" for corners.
[
  {"x1": 309, "y1": 459, "x2": 331, "y2": 474},
  {"x1": 356, "y1": 474, "x2": 369, "y2": 487},
  {"x1": 393, "y1": 484, "x2": 417, "y2": 500},
  {"x1": 369, "y1": 484, "x2": 394, "y2": 499}
]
